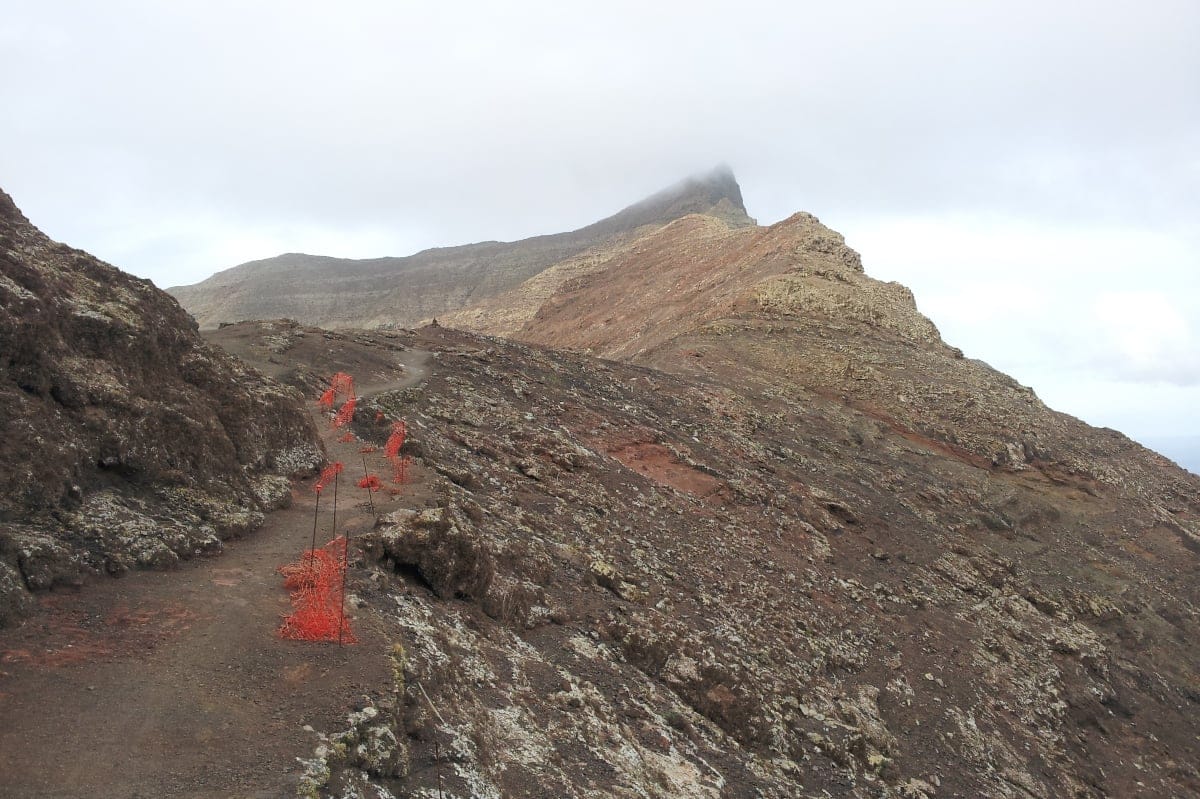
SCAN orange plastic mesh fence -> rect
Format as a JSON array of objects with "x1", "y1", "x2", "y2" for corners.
[
  {"x1": 384, "y1": 421, "x2": 406, "y2": 459},
  {"x1": 314, "y1": 462, "x2": 344, "y2": 493},
  {"x1": 329, "y1": 372, "x2": 356, "y2": 399},
  {"x1": 384, "y1": 420, "x2": 410, "y2": 485},
  {"x1": 333, "y1": 396, "x2": 358, "y2": 429},
  {"x1": 277, "y1": 537, "x2": 356, "y2": 643},
  {"x1": 318, "y1": 372, "x2": 358, "y2": 433},
  {"x1": 390, "y1": 455, "x2": 412, "y2": 485}
]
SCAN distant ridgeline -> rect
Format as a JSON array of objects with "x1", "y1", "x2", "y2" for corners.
[{"x1": 168, "y1": 165, "x2": 754, "y2": 330}]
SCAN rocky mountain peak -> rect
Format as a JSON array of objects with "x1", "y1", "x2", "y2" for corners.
[
  {"x1": 698, "y1": 162, "x2": 745, "y2": 208},
  {"x1": 605, "y1": 164, "x2": 750, "y2": 230},
  {"x1": 677, "y1": 162, "x2": 745, "y2": 211}
]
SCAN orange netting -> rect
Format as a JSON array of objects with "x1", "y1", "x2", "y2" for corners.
[
  {"x1": 383, "y1": 420, "x2": 411, "y2": 484},
  {"x1": 318, "y1": 372, "x2": 358, "y2": 430},
  {"x1": 315, "y1": 461, "x2": 344, "y2": 493},
  {"x1": 390, "y1": 454, "x2": 412, "y2": 485},
  {"x1": 384, "y1": 421, "x2": 406, "y2": 458},
  {"x1": 329, "y1": 372, "x2": 355, "y2": 398},
  {"x1": 333, "y1": 396, "x2": 358, "y2": 429},
  {"x1": 277, "y1": 537, "x2": 356, "y2": 643}
]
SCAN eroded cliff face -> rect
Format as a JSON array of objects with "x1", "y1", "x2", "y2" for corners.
[
  {"x1": 0, "y1": 189, "x2": 322, "y2": 624},
  {"x1": 215, "y1": 323, "x2": 1200, "y2": 799}
]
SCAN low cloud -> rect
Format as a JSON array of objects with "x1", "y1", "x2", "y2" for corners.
[{"x1": 1090, "y1": 292, "x2": 1200, "y2": 385}]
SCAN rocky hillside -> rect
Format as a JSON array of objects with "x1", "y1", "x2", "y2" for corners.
[
  {"x1": 8, "y1": 171, "x2": 1200, "y2": 797},
  {"x1": 0, "y1": 189, "x2": 322, "y2": 626},
  {"x1": 215, "y1": 321, "x2": 1199, "y2": 799},
  {"x1": 442, "y1": 207, "x2": 1199, "y2": 514},
  {"x1": 168, "y1": 165, "x2": 753, "y2": 330}
]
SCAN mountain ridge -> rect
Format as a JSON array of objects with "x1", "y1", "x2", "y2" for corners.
[
  {"x1": 441, "y1": 200, "x2": 1197, "y2": 512},
  {"x1": 169, "y1": 166, "x2": 752, "y2": 330}
]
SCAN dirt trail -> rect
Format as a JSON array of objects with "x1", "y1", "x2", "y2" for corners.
[{"x1": 0, "y1": 342, "x2": 431, "y2": 798}]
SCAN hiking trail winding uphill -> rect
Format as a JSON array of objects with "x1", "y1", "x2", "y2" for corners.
[{"x1": 0, "y1": 330, "x2": 432, "y2": 799}]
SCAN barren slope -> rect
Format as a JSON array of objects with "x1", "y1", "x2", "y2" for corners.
[
  {"x1": 447, "y1": 207, "x2": 1198, "y2": 511},
  {"x1": 169, "y1": 166, "x2": 752, "y2": 330},
  {"x1": 5, "y1": 319, "x2": 1198, "y2": 798},
  {"x1": 264, "y1": 324, "x2": 1200, "y2": 797}
]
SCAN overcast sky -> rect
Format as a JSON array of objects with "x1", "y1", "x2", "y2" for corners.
[{"x1": 3, "y1": 1, "x2": 1197, "y2": 470}]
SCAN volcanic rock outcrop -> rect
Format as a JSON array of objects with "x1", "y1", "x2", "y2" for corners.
[{"x1": 0, "y1": 189, "x2": 322, "y2": 624}]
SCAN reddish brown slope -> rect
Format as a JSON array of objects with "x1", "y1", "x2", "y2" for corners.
[{"x1": 446, "y1": 207, "x2": 1198, "y2": 513}]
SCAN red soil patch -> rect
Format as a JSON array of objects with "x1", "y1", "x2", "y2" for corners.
[
  {"x1": 0, "y1": 596, "x2": 199, "y2": 668},
  {"x1": 598, "y1": 439, "x2": 729, "y2": 504}
]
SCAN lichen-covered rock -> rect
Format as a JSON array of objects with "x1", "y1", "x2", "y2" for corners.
[
  {"x1": 299, "y1": 702, "x2": 409, "y2": 797},
  {"x1": 0, "y1": 559, "x2": 33, "y2": 626},
  {"x1": 0, "y1": 523, "x2": 84, "y2": 591},
  {"x1": 361, "y1": 500, "x2": 494, "y2": 600},
  {"x1": 0, "y1": 187, "x2": 322, "y2": 624}
]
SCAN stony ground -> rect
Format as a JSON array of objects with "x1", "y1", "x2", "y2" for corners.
[
  {"x1": 342, "y1": 325, "x2": 1199, "y2": 799},
  {"x1": 3, "y1": 320, "x2": 1198, "y2": 798},
  {"x1": 0, "y1": 326, "x2": 432, "y2": 798}
]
